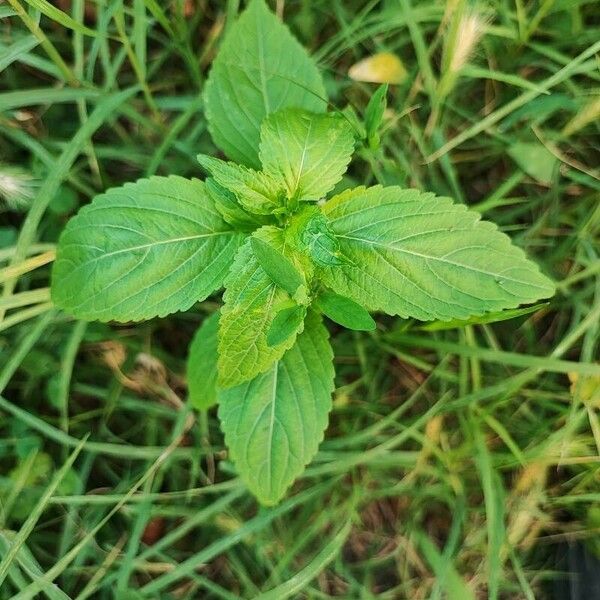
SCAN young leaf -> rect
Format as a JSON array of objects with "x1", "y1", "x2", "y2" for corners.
[
  {"x1": 267, "y1": 305, "x2": 307, "y2": 347},
  {"x1": 251, "y1": 236, "x2": 305, "y2": 297},
  {"x1": 364, "y1": 84, "x2": 388, "y2": 149},
  {"x1": 204, "y1": 0, "x2": 327, "y2": 168},
  {"x1": 259, "y1": 109, "x2": 355, "y2": 201},
  {"x1": 321, "y1": 186, "x2": 555, "y2": 321},
  {"x1": 51, "y1": 176, "x2": 245, "y2": 322},
  {"x1": 218, "y1": 311, "x2": 334, "y2": 505},
  {"x1": 218, "y1": 227, "x2": 308, "y2": 388},
  {"x1": 315, "y1": 290, "x2": 376, "y2": 331},
  {"x1": 289, "y1": 207, "x2": 347, "y2": 266},
  {"x1": 187, "y1": 312, "x2": 219, "y2": 410},
  {"x1": 205, "y1": 178, "x2": 266, "y2": 230},
  {"x1": 198, "y1": 154, "x2": 282, "y2": 215}
]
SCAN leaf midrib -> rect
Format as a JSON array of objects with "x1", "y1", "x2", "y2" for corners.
[
  {"x1": 339, "y1": 234, "x2": 549, "y2": 289},
  {"x1": 70, "y1": 231, "x2": 234, "y2": 262}
]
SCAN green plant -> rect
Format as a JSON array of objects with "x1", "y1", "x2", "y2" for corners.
[{"x1": 50, "y1": 0, "x2": 555, "y2": 506}]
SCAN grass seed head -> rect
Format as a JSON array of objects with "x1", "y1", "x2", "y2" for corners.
[
  {"x1": 0, "y1": 165, "x2": 36, "y2": 211},
  {"x1": 448, "y1": 11, "x2": 489, "y2": 75}
]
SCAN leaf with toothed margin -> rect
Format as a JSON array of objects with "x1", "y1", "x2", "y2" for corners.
[
  {"x1": 51, "y1": 176, "x2": 244, "y2": 322},
  {"x1": 218, "y1": 226, "x2": 312, "y2": 388},
  {"x1": 218, "y1": 311, "x2": 334, "y2": 505},
  {"x1": 198, "y1": 154, "x2": 283, "y2": 216},
  {"x1": 204, "y1": 0, "x2": 327, "y2": 168},
  {"x1": 259, "y1": 109, "x2": 355, "y2": 201},
  {"x1": 205, "y1": 178, "x2": 267, "y2": 230},
  {"x1": 320, "y1": 185, "x2": 555, "y2": 321}
]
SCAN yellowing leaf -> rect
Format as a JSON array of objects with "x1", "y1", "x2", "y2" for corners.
[
  {"x1": 348, "y1": 52, "x2": 406, "y2": 84},
  {"x1": 569, "y1": 371, "x2": 600, "y2": 406}
]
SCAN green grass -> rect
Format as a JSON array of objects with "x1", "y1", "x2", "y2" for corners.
[{"x1": 1, "y1": 0, "x2": 599, "y2": 597}]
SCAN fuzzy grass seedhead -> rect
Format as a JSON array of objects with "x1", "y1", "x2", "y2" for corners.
[
  {"x1": 0, "y1": 165, "x2": 36, "y2": 212},
  {"x1": 439, "y1": 6, "x2": 490, "y2": 100}
]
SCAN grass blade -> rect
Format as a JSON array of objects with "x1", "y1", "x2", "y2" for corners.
[
  {"x1": 0, "y1": 437, "x2": 87, "y2": 588},
  {"x1": 257, "y1": 520, "x2": 352, "y2": 599},
  {"x1": 22, "y1": 0, "x2": 98, "y2": 37}
]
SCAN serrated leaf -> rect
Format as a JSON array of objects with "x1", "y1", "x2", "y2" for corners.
[
  {"x1": 267, "y1": 305, "x2": 307, "y2": 346},
  {"x1": 218, "y1": 227, "x2": 308, "y2": 388},
  {"x1": 198, "y1": 154, "x2": 282, "y2": 215},
  {"x1": 205, "y1": 178, "x2": 265, "y2": 230},
  {"x1": 259, "y1": 109, "x2": 355, "y2": 201},
  {"x1": 321, "y1": 186, "x2": 555, "y2": 321},
  {"x1": 251, "y1": 236, "x2": 305, "y2": 297},
  {"x1": 204, "y1": 0, "x2": 327, "y2": 168},
  {"x1": 218, "y1": 311, "x2": 334, "y2": 505},
  {"x1": 187, "y1": 312, "x2": 219, "y2": 410},
  {"x1": 51, "y1": 176, "x2": 244, "y2": 322},
  {"x1": 315, "y1": 290, "x2": 376, "y2": 331}
]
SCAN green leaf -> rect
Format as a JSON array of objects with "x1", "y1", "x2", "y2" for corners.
[
  {"x1": 251, "y1": 236, "x2": 305, "y2": 297},
  {"x1": 420, "y1": 303, "x2": 549, "y2": 332},
  {"x1": 315, "y1": 290, "x2": 376, "y2": 331},
  {"x1": 198, "y1": 154, "x2": 282, "y2": 215},
  {"x1": 218, "y1": 227, "x2": 308, "y2": 388},
  {"x1": 321, "y1": 186, "x2": 555, "y2": 321},
  {"x1": 204, "y1": 0, "x2": 327, "y2": 168},
  {"x1": 218, "y1": 311, "x2": 334, "y2": 505},
  {"x1": 288, "y1": 207, "x2": 348, "y2": 267},
  {"x1": 508, "y1": 141, "x2": 557, "y2": 185},
  {"x1": 259, "y1": 109, "x2": 354, "y2": 201},
  {"x1": 267, "y1": 305, "x2": 307, "y2": 347},
  {"x1": 187, "y1": 312, "x2": 219, "y2": 410},
  {"x1": 472, "y1": 418, "x2": 506, "y2": 600},
  {"x1": 365, "y1": 84, "x2": 388, "y2": 149},
  {"x1": 417, "y1": 534, "x2": 476, "y2": 600},
  {"x1": 51, "y1": 176, "x2": 244, "y2": 322},
  {"x1": 257, "y1": 520, "x2": 352, "y2": 599},
  {"x1": 205, "y1": 178, "x2": 266, "y2": 230}
]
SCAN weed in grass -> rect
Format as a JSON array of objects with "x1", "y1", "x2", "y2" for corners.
[
  {"x1": 50, "y1": 0, "x2": 554, "y2": 507},
  {"x1": 0, "y1": 0, "x2": 599, "y2": 597}
]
